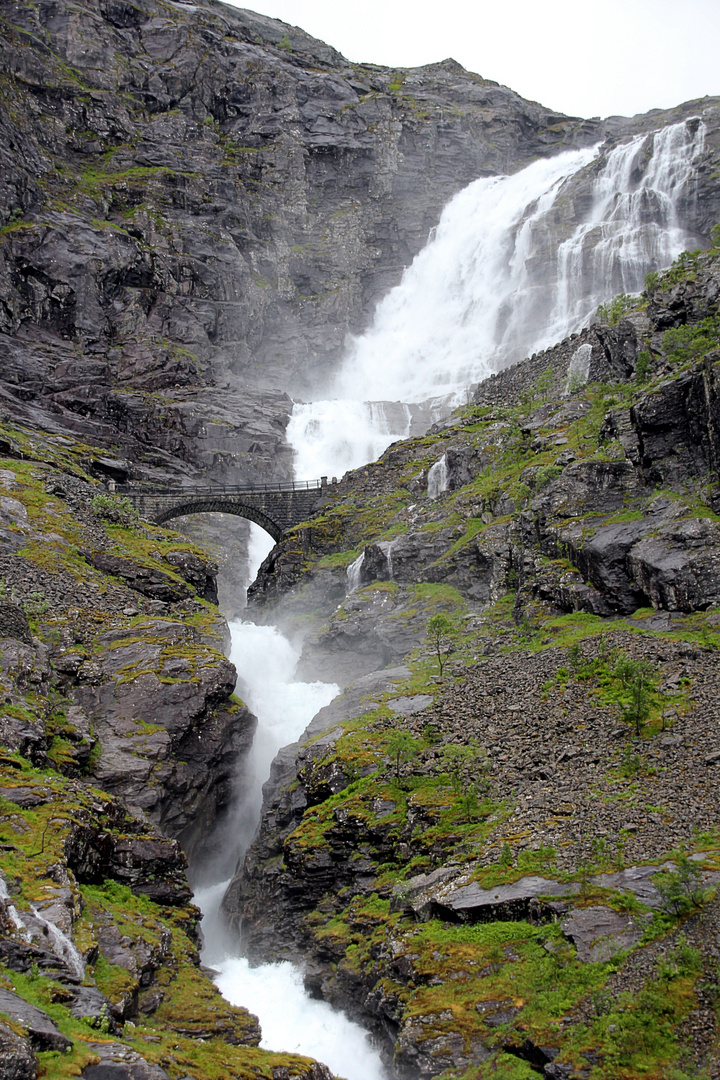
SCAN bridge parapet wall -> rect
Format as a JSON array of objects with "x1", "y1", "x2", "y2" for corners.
[{"x1": 123, "y1": 484, "x2": 327, "y2": 542}]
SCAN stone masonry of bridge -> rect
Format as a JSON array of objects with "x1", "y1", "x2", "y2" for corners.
[{"x1": 123, "y1": 481, "x2": 330, "y2": 543}]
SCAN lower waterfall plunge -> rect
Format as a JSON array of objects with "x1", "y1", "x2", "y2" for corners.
[{"x1": 194, "y1": 527, "x2": 387, "y2": 1079}]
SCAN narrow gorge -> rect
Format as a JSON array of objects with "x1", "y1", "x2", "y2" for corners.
[{"x1": 1, "y1": 1, "x2": 720, "y2": 1079}]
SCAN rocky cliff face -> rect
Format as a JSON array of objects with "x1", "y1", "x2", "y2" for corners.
[
  {"x1": 1, "y1": 0, "x2": 720, "y2": 609},
  {"x1": 0, "y1": 418, "x2": 342, "y2": 1079},
  {"x1": 230, "y1": 246, "x2": 720, "y2": 1078},
  {"x1": 0, "y1": 0, "x2": 598, "y2": 486},
  {"x1": 1, "y1": 0, "x2": 720, "y2": 489}
]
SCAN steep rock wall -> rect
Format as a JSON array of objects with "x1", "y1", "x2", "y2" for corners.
[{"x1": 1, "y1": 0, "x2": 719, "y2": 496}]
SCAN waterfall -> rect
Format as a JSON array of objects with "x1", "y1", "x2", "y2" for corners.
[
  {"x1": 224, "y1": 619, "x2": 339, "y2": 859},
  {"x1": 564, "y1": 343, "x2": 593, "y2": 395},
  {"x1": 287, "y1": 398, "x2": 413, "y2": 481},
  {"x1": 199, "y1": 114, "x2": 708, "y2": 1079},
  {"x1": 194, "y1": 614, "x2": 386, "y2": 1080},
  {"x1": 194, "y1": 525, "x2": 387, "y2": 1080},
  {"x1": 0, "y1": 874, "x2": 27, "y2": 934},
  {"x1": 287, "y1": 116, "x2": 705, "y2": 480},
  {"x1": 346, "y1": 550, "x2": 365, "y2": 593},
  {"x1": 29, "y1": 905, "x2": 85, "y2": 980},
  {"x1": 0, "y1": 875, "x2": 85, "y2": 979},
  {"x1": 427, "y1": 454, "x2": 449, "y2": 499},
  {"x1": 544, "y1": 118, "x2": 706, "y2": 346}
]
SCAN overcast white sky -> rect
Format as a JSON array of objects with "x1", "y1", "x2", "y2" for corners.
[{"x1": 230, "y1": 0, "x2": 720, "y2": 119}]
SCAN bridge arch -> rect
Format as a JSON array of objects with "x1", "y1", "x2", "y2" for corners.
[{"x1": 154, "y1": 499, "x2": 284, "y2": 543}]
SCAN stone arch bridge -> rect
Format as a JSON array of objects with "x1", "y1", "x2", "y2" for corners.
[{"x1": 120, "y1": 479, "x2": 331, "y2": 543}]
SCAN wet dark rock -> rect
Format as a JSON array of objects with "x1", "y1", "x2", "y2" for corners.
[
  {"x1": 647, "y1": 255, "x2": 720, "y2": 329},
  {"x1": 0, "y1": 786, "x2": 52, "y2": 808},
  {"x1": 66, "y1": 827, "x2": 192, "y2": 905},
  {"x1": 271, "y1": 1066, "x2": 334, "y2": 1080},
  {"x1": 426, "y1": 875, "x2": 580, "y2": 925},
  {"x1": 65, "y1": 620, "x2": 256, "y2": 856},
  {"x1": 544, "y1": 1064, "x2": 589, "y2": 1080},
  {"x1": 68, "y1": 986, "x2": 118, "y2": 1031},
  {"x1": 390, "y1": 866, "x2": 460, "y2": 916},
  {"x1": 0, "y1": 938, "x2": 71, "y2": 979},
  {"x1": 475, "y1": 1000, "x2": 520, "y2": 1027},
  {"x1": 0, "y1": 986, "x2": 72, "y2": 1053},
  {"x1": 162, "y1": 550, "x2": 218, "y2": 605},
  {"x1": 504, "y1": 1038, "x2": 559, "y2": 1071},
  {"x1": 561, "y1": 905, "x2": 644, "y2": 961},
  {"x1": 0, "y1": 1020, "x2": 37, "y2": 1080},
  {"x1": 594, "y1": 316, "x2": 642, "y2": 379},
  {"x1": 0, "y1": 712, "x2": 46, "y2": 766},
  {"x1": 81, "y1": 1042, "x2": 172, "y2": 1080},
  {"x1": 395, "y1": 1010, "x2": 491, "y2": 1076},
  {"x1": 85, "y1": 552, "x2": 193, "y2": 603}
]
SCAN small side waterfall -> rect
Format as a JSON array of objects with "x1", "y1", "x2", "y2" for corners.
[
  {"x1": 287, "y1": 116, "x2": 706, "y2": 481},
  {"x1": 29, "y1": 905, "x2": 85, "y2": 980},
  {"x1": 427, "y1": 454, "x2": 449, "y2": 499},
  {"x1": 1, "y1": 875, "x2": 85, "y2": 979},
  {"x1": 564, "y1": 343, "x2": 593, "y2": 395},
  {"x1": 346, "y1": 551, "x2": 365, "y2": 593},
  {"x1": 0, "y1": 875, "x2": 27, "y2": 934}
]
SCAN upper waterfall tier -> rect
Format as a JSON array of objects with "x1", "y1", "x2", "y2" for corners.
[
  {"x1": 336, "y1": 117, "x2": 706, "y2": 405},
  {"x1": 288, "y1": 117, "x2": 709, "y2": 479}
]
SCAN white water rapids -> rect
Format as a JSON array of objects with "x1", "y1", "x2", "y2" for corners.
[
  {"x1": 194, "y1": 527, "x2": 389, "y2": 1080},
  {"x1": 288, "y1": 116, "x2": 706, "y2": 480},
  {"x1": 193, "y1": 114, "x2": 707, "y2": 1079}
]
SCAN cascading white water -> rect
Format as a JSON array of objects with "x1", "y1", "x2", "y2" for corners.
[
  {"x1": 194, "y1": 526, "x2": 387, "y2": 1080},
  {"x1": 223, "y1": 618, "x2": 340, "y2": 857},
  {"x1": 214, "y1": 954, "x2": 388, "y2": 1078},
  {"x1": 544, "y1": 119, "x2": 706, "y2": 346},
  {"x1": 287, "y1": 398, "x2": 413, "y2": 482},
  {"x1": 0, "y1": 874, "x2": 85, "y2": 979},
  {"x1": 194, "y1": 616, "x2": 386, "y2": 1080},
  {"x1": 346, "y1": 550, "x2": 366, "y2": 593},
  {"x1": 288, "y1": 117, "x2": 706, "y2": 480},
  {"x1": 427, "y1": 454, "x2": 449, "y2": 499},
  {"x1": 564, "y1": 343, "x2": 593, "y2": 395},
  {"x1": 0, "y1": 874, "x2": 27, "y2": 933},
  {"x1": 29, "y1": 905, "x2": 85, "y2": 979}
]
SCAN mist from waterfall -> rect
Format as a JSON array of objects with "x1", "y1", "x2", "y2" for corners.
[{"x1": 288, "y1": 116, "x2": 706, "y2": 481}]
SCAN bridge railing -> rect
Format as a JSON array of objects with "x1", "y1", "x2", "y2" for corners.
[{"x1": 116, "y1": 478, "x2": 327, "y2": 497}]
